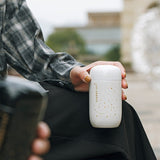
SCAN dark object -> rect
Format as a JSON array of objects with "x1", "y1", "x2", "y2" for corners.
[
  {"x1": 0, "y1": 76, "x2": 47, "y2": 160},
  {"x1": 41, "y1": 83, "x2": 156, "y2": 160}
]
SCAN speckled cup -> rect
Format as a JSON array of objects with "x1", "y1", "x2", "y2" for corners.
[{"x1": 89, "y1": 65, "x2": 122, "y2": 128}]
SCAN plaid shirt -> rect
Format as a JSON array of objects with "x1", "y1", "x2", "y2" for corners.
[{"x1": 0, "y1": 0, "x2": 81, "y2": 89}]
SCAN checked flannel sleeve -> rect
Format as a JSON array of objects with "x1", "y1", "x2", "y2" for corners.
[{"x1": 1, "y1": 0, "x2": 82, "y2": 89}]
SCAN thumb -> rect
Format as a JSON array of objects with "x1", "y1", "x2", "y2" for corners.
[{"x1": 80, "y1": 70, "x2": 91, "y2": 84}]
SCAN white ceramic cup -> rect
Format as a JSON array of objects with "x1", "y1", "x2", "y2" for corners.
[{"x1": 89, "y1": 65, "x2": 122, "y2": 128}]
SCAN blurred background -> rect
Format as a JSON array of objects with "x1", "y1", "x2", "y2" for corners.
[{"x1": 27, "y1": 0, "x2": 160, "y2": 158}]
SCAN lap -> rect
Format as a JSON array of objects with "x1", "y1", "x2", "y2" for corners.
[{"x1": 40, "y1": 82, "x2": 156, "y2": 160}]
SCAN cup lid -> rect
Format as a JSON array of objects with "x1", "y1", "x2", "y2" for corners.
[{"x1": 90, "y1": 65, "x2": 121, "y2": 81}]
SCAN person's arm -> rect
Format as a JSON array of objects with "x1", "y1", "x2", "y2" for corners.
[
  {"x1": 2, "y1": 1, "x2": 128, "y2": 95},
  {"x1": 2, "y1": 0, "x2": 81, "y2": 89}
]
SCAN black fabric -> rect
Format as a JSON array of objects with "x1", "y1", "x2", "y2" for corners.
[{"x1": 41, "y1": 82, "x2": 156, "y2": 160}]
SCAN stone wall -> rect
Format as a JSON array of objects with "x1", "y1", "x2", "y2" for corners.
[
  {"x1": 121, "y1": 0, "x2": 158, "y2": 63},
  {"x1": 88, "y1": 12, "x2": 120, "y2": 27}
]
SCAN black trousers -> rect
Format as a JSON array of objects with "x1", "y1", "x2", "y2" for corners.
[{"x1": 41, "y1": 82, "x2": 156, "y2": 160}]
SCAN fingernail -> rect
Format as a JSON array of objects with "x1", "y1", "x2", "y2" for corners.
[
  {"x1": 124, "y1": 72, "x2": 126, "y2": 78},
  {"x1": 126, "y1": 83, "x2": 128, "y2": 88},
  {"x1": 84, "y1": 76, "x2": 91, "y2": 83},
  {"x1": 124, "y1": 95, "x2": 127, "y2": 100}
]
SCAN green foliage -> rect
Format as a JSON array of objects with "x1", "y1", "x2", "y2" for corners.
[
  {"x1": 103, "y1": 44, "x2": 121, "y2": 61},
  {"x1": 46, "y1": 28, "x2": 87, "y2": 57}
]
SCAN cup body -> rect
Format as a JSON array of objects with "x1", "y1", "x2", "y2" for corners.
[{"x1": 89, "y1": 65, "x2": 122, "y2": 128}]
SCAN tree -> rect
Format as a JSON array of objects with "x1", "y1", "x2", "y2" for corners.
[
  {"x1": 46, "y1": 28, "x2": 87, "y2": 58},
  {"x1": 103, "y1": 44, "x2": 121, "y2": 61}
]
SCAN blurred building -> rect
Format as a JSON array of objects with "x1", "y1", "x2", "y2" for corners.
[
  {"x1": 121, "y1": 0, "x2": 159, "y2": 63},
  {"x1": 55, "y1": 12, "x2": 121, "y2": 55}
]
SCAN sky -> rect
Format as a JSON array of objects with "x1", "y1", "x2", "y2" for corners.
[{"x1": 26, "y1": 0, "x2": 123, "y2": 38}]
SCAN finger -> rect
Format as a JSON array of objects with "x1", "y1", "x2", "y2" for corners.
[
  {"x1": 32, "y1": 139, "x2": 50, "y2": 155},
  {"x1": 122, "y1": 94, "x2": 127, "y2": 100},
  {"x1": 28, "y1": 155, "x2": 43, "y2": 160},
  {"x1": 122, "y1": 79, "x2": 128, "y2": 89},
  {"x1": 122, "y1": 72, "x2": 126, "y2": 79},
  {"x1": 84, "y1": 61, "x2": 126, "y2": 79},
  {"x1": 37, "y1": 122, "x2": 51, "y2": 139},
  {"x1": 110, "y1": 62, "x2": 126, "y2": 79},
  {"x1": 111, "y1": 61, "x2": 125, "y2": 72},
  {"x1": 79, "y1": 69, "x2": 91, "y2": 84},
  {"x1": 122, "y1": 90, "x2": 127, "y2": 100}
]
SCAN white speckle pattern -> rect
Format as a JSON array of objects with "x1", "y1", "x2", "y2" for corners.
[
  {"x1": 89, "y1": 65, "x2": 122, "y2": 128},
  {"x1": 90, "y1": 81, "x2": 122, "y2": 128}
]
